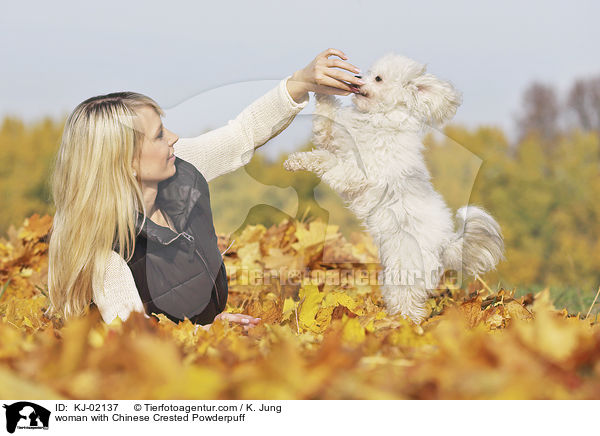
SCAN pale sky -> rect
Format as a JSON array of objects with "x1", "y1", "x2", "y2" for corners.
[{"x1": 2, "y1": 0, "x2": 598, "y2": 159}]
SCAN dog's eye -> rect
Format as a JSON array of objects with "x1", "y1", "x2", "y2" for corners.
[{"x1": 375, "y1": 76, "x2": 382, "y2": 82}]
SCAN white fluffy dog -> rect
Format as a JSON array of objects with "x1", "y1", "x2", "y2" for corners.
[{"x1": 283, "y1": 52, "x2": 505, "y2": 324}]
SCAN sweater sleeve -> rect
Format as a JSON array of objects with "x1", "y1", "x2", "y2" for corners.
[
  {"x1": 92, "y1": 250, "x2": 148, "y2": 324},
  {"x1": 173, "y1": 75, "x2": 309, "y2": 182}
]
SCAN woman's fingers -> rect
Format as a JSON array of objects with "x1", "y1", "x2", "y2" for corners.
[
  {"x1": 312, "y1": 84, "x2": 353, "y2": 96},
  {"x1": 314, "y1": 74, "x2": 359, "y2": 94},
  {"x1": 233, "y1": 313, "x2": 260, "y2": 323},
  {"x1": 217, "y1": 312, "x2": 261, "y2": 325},
  {"x1": 319, "y1": 48, "x2": 347, "y2": 60},
  {"x1": 324, "y1": 59, "x2": 363, "y2": 88},
  {"x1": 327, "y1": 58, "x2": 361, "y2": 75},
  {"x1": 296, "y1": 48, "x2": 362, "y2": 96},
  {"x1": 324, "y1": 68, "x2": 364, "y2": 88},
  {"x1": 314, "y1": 49, "x2": 363, "y2": 94},
  {"x1": 201, "y1": 313, "x2": 261, "y2": 333}
]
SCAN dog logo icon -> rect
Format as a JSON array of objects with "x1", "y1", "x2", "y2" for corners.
[{"x1": 2, "y1": 402, "x2": 51, "y2": 433}]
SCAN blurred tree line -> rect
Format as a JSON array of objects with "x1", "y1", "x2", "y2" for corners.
[
  {"x1": 0, "y1": 116, "x2": 64, "y2": 233},
  {"x1": 1, "y1": 73, "x2": 599, "y2": 295}
]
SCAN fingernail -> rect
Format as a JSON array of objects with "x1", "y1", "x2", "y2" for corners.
[
  {"x1": 242, "y1": 319, "x2": 249, "y2": 323},
  {"x1": 355, "y1": 68, "x2": 361, "y2": 74},
  {"x1": 357, "y1": 79, "x2": 365, "y2": 85}
]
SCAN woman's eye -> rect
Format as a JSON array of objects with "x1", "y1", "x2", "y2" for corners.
[{"x1": 375, "y1": 76, "x2": 382, "y2": 82}]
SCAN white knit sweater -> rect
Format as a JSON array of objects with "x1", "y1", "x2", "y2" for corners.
[{"x1": 92, "y1": 75, "x2": 309, "y2": 324}]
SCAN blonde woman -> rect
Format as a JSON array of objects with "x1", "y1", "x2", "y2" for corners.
[{"x1": 45, "y1": 48, "x2": 364, "y2": 332}]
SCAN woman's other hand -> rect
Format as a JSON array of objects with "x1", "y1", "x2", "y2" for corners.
[
  {"x1": 287, "y1": 48, "x2": 364, "y2": 101},
  {"x1": 200, "y1": 312, "x2": 261, "y2": 332}
]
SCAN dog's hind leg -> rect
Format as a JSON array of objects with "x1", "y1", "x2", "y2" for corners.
[
  {"x1": 379, "y1": 237, "x2": 433, "y2": 324},
  {"x1": 375, "y1": 211, "x2": 443, "y2": 324}
]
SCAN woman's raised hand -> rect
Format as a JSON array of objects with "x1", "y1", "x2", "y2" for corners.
[{"x1": 289, "y1": 48, "x2": 364, "y2": 97}]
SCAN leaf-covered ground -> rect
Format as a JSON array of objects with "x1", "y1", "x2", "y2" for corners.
[{"x1": 1, "y1": 214, "x2": 599, "y2": 399}]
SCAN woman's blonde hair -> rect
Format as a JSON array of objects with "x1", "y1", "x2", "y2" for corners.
[{"x1": 45, "y1": 92, "x2": 164, "y2": 321}]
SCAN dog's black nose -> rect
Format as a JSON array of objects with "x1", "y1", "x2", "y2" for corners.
[{"x1": 354, "y1": 75, "x2": 362, "y2": 79}]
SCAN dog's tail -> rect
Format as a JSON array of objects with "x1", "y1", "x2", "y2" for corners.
[{"x1": 441, "y1": 205, "x2": 505, "y2": 279}]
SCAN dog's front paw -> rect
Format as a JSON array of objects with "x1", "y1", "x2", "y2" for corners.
[
  {"x1": 315, "y1": 92, "x2": 338, "y2": 105},
  {"x1": 283, "y1": 153, "x2": 304, "y2": 172},
  {"x1": 314, "y1": 93, "x2": 341, "y2": 118}
]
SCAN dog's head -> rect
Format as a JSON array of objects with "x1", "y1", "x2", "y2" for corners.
[{"x1": 352, "y1": 52, "x2": 462, "y2": 127}]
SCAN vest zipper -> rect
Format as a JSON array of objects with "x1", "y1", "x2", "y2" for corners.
[{"x1": 162, "y1": 231, "x2": 189, "y2": 245}]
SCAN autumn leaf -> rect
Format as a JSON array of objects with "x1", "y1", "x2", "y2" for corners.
[{"x1": 1, "y1": 213, "x2": 600, "y2": 400}]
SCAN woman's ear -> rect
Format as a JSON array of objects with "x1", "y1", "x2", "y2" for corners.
[
  {"x1": 131, "y1": 157, "x2": 140, "y2": 179},
  {"x1": 413, "y1": 73, "x2": 462, "y2": 127}
]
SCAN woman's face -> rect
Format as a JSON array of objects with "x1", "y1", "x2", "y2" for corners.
[{"x1": 132, "y1": 105, "x2": 179, "y2": 184}]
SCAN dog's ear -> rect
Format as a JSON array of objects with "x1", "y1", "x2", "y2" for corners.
[{"x1": 413, "y1": 73, "x2": 462, "y2": 127}]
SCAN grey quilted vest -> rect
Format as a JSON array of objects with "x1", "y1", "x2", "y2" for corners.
[{"x1": 114, "y1": 156, "x2": 228, "y2": 324}]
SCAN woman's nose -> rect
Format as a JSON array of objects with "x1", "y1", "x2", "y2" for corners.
[{"x1": 168, "y1": 129, "x2": 179, "y2": 144}]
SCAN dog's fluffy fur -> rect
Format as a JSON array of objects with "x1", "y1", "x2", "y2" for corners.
[{"x1": 283, "y1": 52, "x2": 505, "y2": 323}]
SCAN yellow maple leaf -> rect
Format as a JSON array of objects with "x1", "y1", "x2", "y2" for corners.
[
  {"x1": 342, "y1": 315, "x2": 365, "y2": 344},
  {"x1": 292, "y1": 221, "x2": 330, "y2": 251},
  {"x1": 236, "y1": 224, "x2": 267, "y2": 246},
  {"x1": 298, "y1": 285, "x2": 325, "y2": 333},
  {"x1": 237, "y1": 241, "x2": 263, "y2": 269}
]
